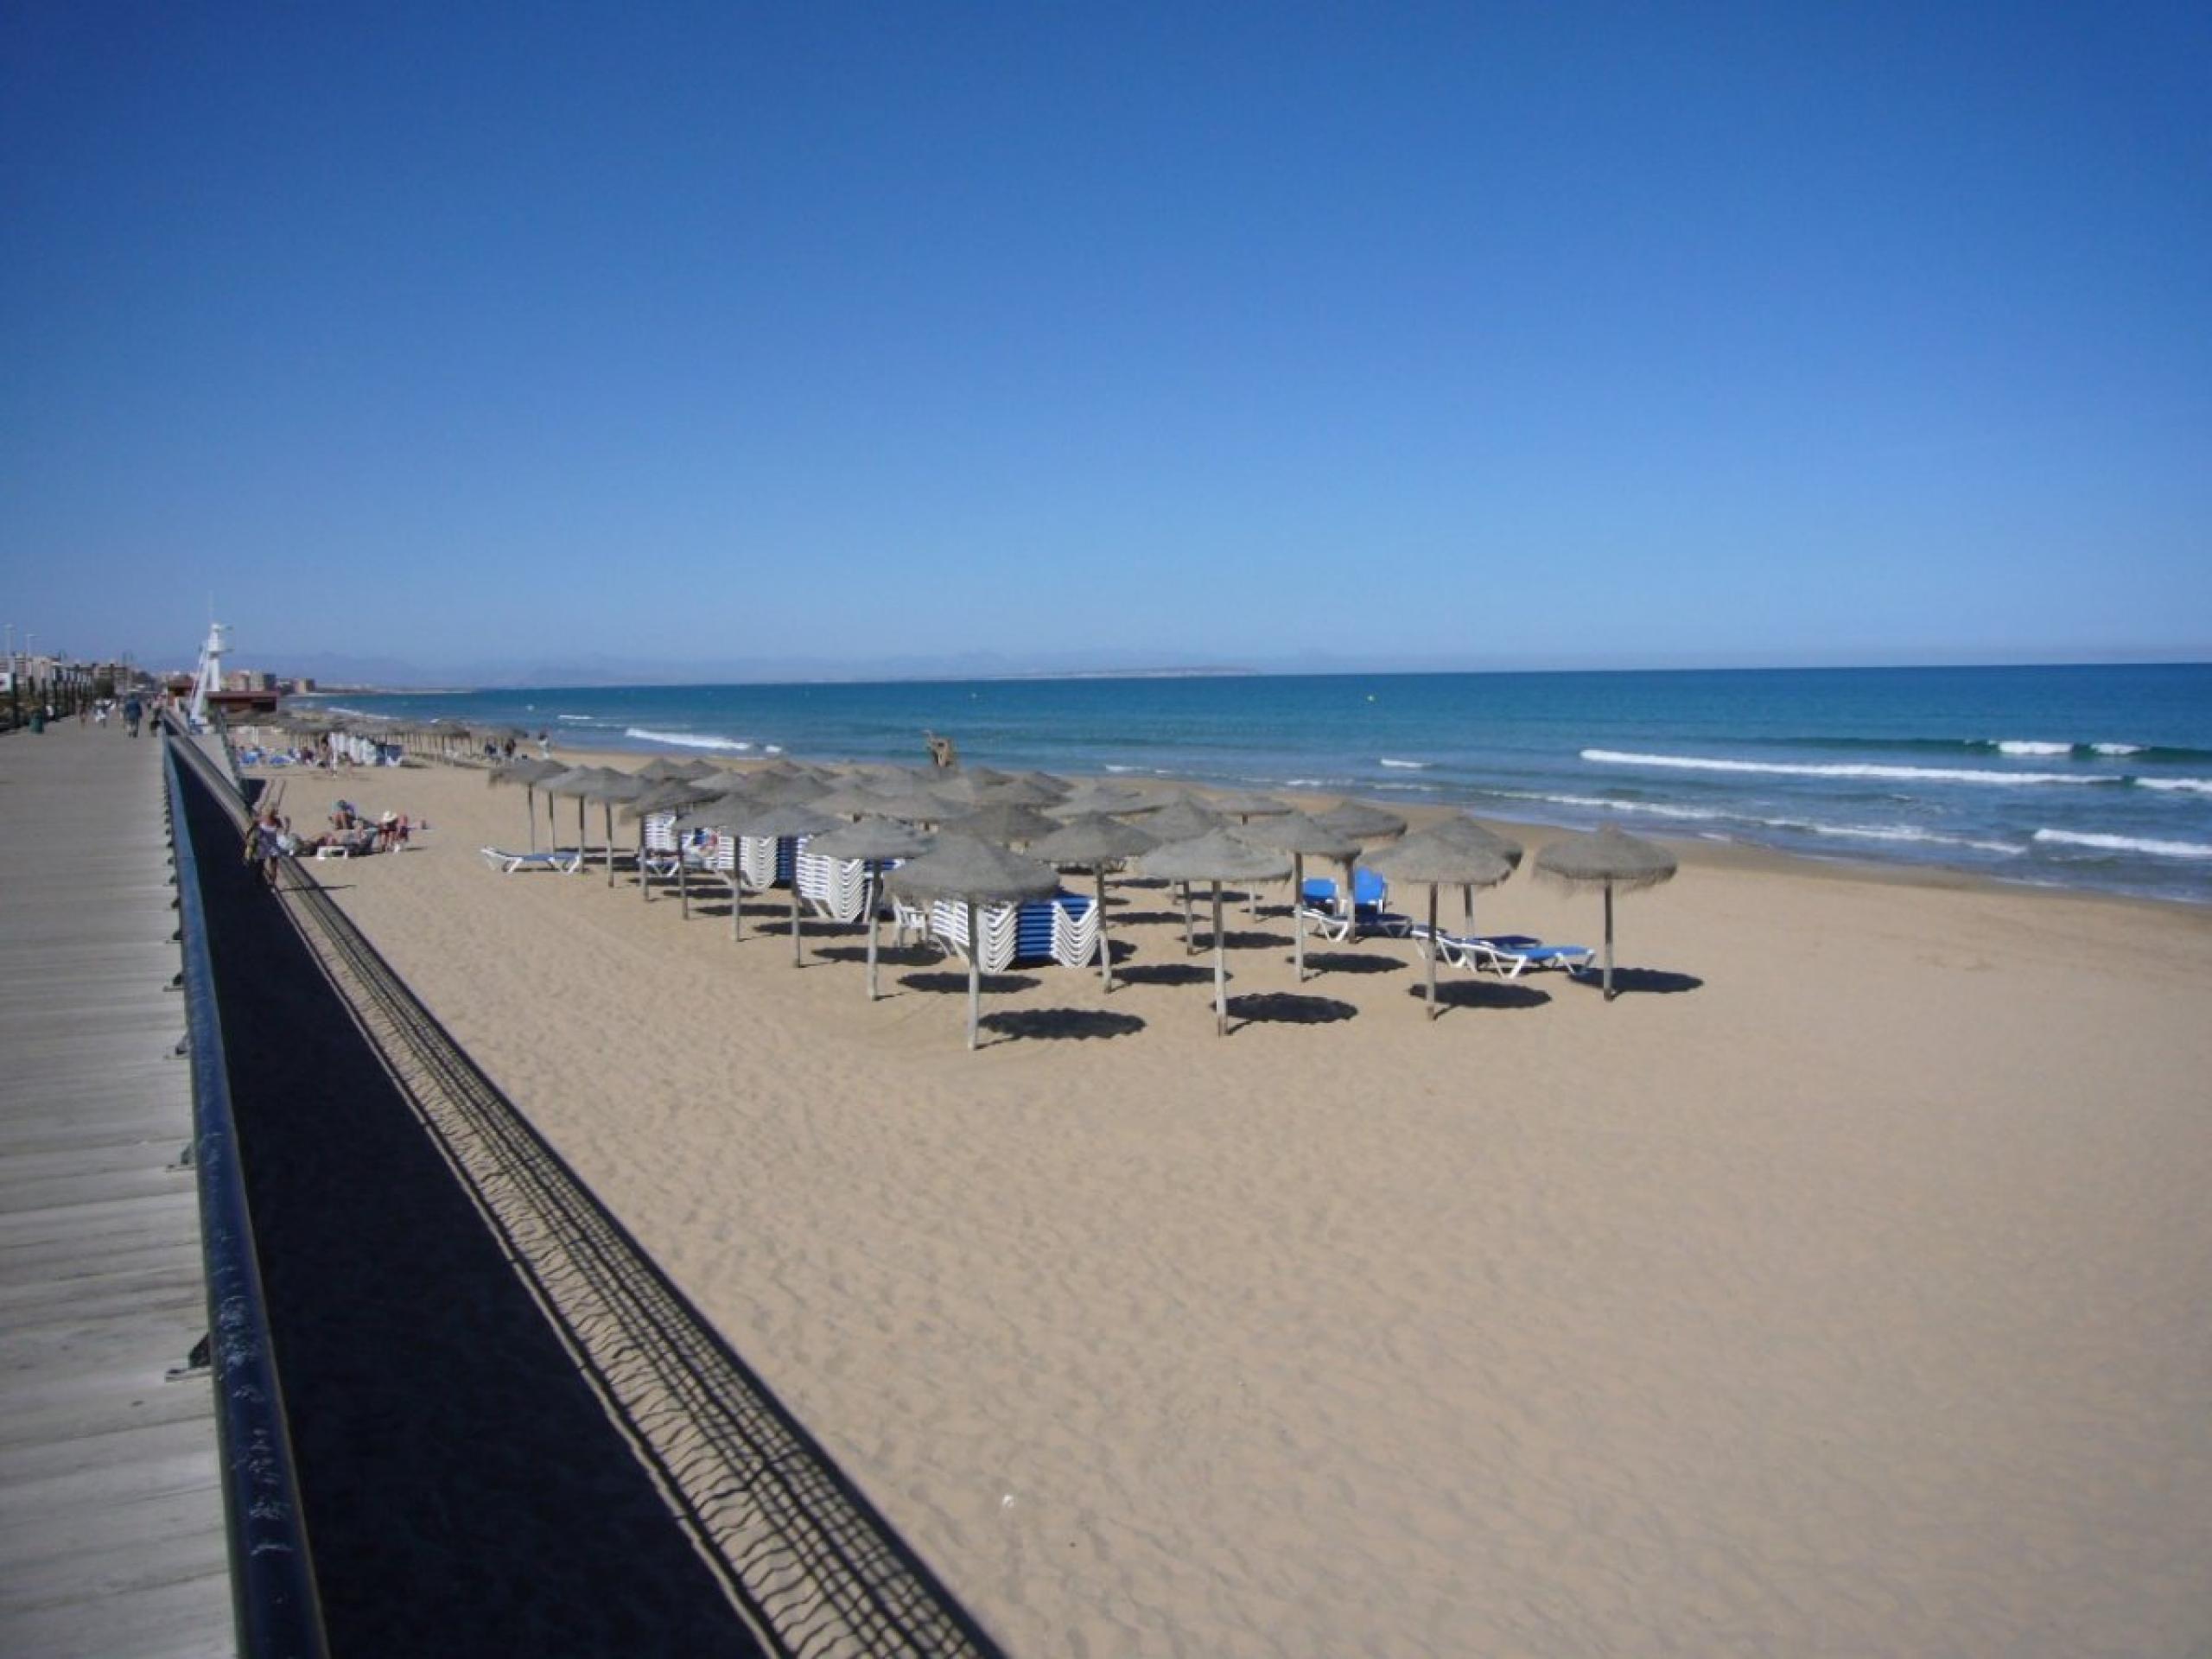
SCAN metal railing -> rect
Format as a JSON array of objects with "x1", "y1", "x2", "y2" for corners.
[{"x1": 162, "y1": 732, "x2": 331, "y2": 1659}]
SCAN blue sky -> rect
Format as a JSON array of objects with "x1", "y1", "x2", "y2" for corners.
[{"x1": 3, "y1": 2, "x2": 2207, "y2": 682}]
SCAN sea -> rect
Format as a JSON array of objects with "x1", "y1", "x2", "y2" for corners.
[{"x1": 301, "y1": 663, "x2": 2212, "y2": 906}]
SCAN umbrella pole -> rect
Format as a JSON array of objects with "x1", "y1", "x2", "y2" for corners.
[
  {"x1": 547, "y1": 792, "x2": 556, "y2": 849},
  {"x1": 1096, "y1": 866, "x2": 1111, "y2": 990},
  {"x1": 639, "y1": 826, "x2": 650, "y2": 899},
  {"x1": 1462, "y1": 883, "x2": 1473, "y2": 929},
  {"x1": 1182, "y1": 881, "x2": 1194, "y2": 954},
  {"x1": 865, "y1": 863, "x2": 880, "y2": 1001},
  {"x1": 791, "y1": 883, "x2": 803, "y2": 968},
  {"x1": 577, "y1": 799, "x2": 587, "y2": 866},
  {"x1": 1427, "y1": 886, "x2": 1441, "y2": 1019},
  {"x1": 1293, "y1": 853, "x2": 1307, "y2": 981},
  {"x1": 679, "y1": 847, "x2": 690, "y2": 919},
  {"x1": 1211, "y1": 880, "x2": 1227, "y2": 1036},
  {"x1": 526, "y1": 786, "x2": 537, "y2": 851},
  {"x1": 966, "y1": 900, "x2": 981, "y2": 1050},
  {"x1": 1604, "y1": 881, "x2": 1616, "y2": 1000},
  {"x1": 605, "y1": 803, "x2": 616, "y2": 886},
  {"x1": 732, "y1": 849, "x2": 743, "y2": 942}
]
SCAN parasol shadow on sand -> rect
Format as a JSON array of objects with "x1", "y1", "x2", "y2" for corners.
[
  {"x1": 1135, "y1": 830, "x2": 1292, "y2": 1036},
  {"x1": 883, "y1": 833, "x2": 1061, "y2": 1050},
  {"x1": 1533, "y1": 825, "x2": 1679, "y2": 1000}
]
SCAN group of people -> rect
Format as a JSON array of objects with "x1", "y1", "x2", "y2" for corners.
[{"x1": 247, "y1": 799, "x2": 417, "y2": 880}]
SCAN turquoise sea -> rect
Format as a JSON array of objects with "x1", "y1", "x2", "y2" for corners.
[{"x1": 303, "y1": 664, "x2": 2212, "y2": 905}]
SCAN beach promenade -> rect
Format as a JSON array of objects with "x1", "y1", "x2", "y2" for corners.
[{"x1": 0, "y1": 719, "x2": 231, "y2": 1657}]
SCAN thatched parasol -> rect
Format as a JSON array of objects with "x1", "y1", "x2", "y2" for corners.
[
  {"x1": 1234, "y1": 810, "x2": 1358, "y2": 982},
  {"x1": 1141, "y1": 798, "x2": 1228, "y2": 950},
  {"x1": 730, "y1": 801, "x2": 841, "y2": 964},
  {"x1": 487, "y1": 756, "x2": 563, "y2": 849},
  {"x1": 1210, "y1": 790, "x2": 1291, "y2": 821},
  {"x1": 1048, "y1": 783, "x2": 1158, "y2": 818},
  {"x1": 1533, "y1": 825, "x2": 1678, "y2": 1000},
  {"x1": 621, "y1": 779, "x2": 720, "y2": 900},
  {"x1": 1367, "y1": 830, "x2": 1516, "y2": 1019},
  {"x1": 1312, "y1": 801, "x2": 1408, "y2": 928},
  {"x1": 884, "y1": 833, "x2": 1061, "y2": 1050},
  {"x1": 1027, "y1": 813, "x2": 1160, "y2": 989},
  {"x1": 1424, "y1": 816, "x2": 1526, "y2": 928},
  {"x1": 1136, "y1": 830, "x2": 1292, "y2": 1036},
  {"x1": 944, "y1": 801, "x2": 1060, "y2": 846},
  {"x1": 805, "y1": 817, "x2": 933, "y2": 1001}
]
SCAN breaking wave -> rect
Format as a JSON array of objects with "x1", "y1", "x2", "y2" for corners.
[
  {"x1": 625, "y1": 728, "x2": 753, "y2": 753},
  {"x1": 1582, "y1": 750, "x2": 2113, "y2": 787},
  {"x1": 1377, "y1": 757, "x2": 1430, "y2": 769},
  {"x1": 2032, "y1": 830, "x2": 2212, "y2": 861}
]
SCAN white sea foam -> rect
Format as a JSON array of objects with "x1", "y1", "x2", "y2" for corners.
[
  {"x1": 1582, "y1": 749, "x2": 2108, "y2": 787},
  {"x1": 764, "y1": 745, "x2": 784, "y2": 754},
  {"x1": 1994, "y1": 740, "x2": 2071, "y2": 756},
  {"x1": 2134, "y1": 777, "x2": 2212, "y2": 794},
  {"x1": 2032, "y1": 829, "x2": 2212, "y2": 860},
  {"x1": 1798, "y1": 823, "x2": 2026, "y2": 855},
  {"x1": 1526, "y1": 792, "x2": 1732, "y2": 822},
  {"x1": 625, "y1": 727, "x2": 753, "y2": 753},
  {"x1": 2093, "y1": 742, "x2": 2145, "y2": 756},
  {"x1": 556, "y1": 714, "x2": 596, "y2": 722},
  {"x1": 1378, "y1": 758, "x2": 1429, "y2": 769}
]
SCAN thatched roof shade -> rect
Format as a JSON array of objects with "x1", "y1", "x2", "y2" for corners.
[
  {"x1": 1315, "y1": 801, "x2": 1408, "y2": 841},
  {"x1": 1028, "y1": 814, "x2": 1159, "y2": 868},
  {"x1": 1535, "y1": 825, "x2": 1678, "y2": 891},
  {"x1": 806, "y1": 817, "x2": 933, "y2": 861},
  {"x1": 883, "y1": 832, "x2": 1060, "y2": 906},
  {"x1": 1366, "y1": 828, "x2": 1515, "y2": 889},
  {"x1": 1137, "y1": 829, "x2": 1291, "y2": 885}
]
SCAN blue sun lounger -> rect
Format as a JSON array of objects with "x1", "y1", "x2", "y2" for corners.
[{"x1": 1432, "y1": 931, "x2": 1593, "y2": 980}]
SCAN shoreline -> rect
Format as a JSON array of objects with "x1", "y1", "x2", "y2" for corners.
[{"x1": 486, "y1": 737, "x2": 2212, "y2": 922}]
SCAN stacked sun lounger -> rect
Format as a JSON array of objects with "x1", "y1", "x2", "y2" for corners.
[{"x1": 926, "y1": 893, "x2": 1097, "y2": 973}]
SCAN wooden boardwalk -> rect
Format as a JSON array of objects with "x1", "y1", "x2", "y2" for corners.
[{"x1": 0, "y1": 719, "x2": 232, "y2": 1657}]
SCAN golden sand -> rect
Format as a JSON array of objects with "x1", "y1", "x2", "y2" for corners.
[{"x1": 262, "y1": 749, "x2": 2212, "y2": 1656}]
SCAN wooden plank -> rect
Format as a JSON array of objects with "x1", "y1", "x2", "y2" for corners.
[{"x1": 0, "y1": 722, "x2": 233, "y2": 1656}]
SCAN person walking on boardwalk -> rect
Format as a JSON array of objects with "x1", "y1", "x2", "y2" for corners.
[{"x1": 123, "y1": 695, "x2": 143, "y2": 737}]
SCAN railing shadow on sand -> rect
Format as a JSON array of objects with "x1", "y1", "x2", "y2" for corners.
[{"x1": 269, "y1": 859, "x2": 1007, "y2": 1659}]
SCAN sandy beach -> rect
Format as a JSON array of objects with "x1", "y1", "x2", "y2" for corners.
[{"x1": 252, "y1": 747, "x2": 2212, "y2": 1656}]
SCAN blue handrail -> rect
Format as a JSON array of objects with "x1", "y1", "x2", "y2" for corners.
[{"x1": 162, "y1": 734, "x2": 331, "y2": 1659}]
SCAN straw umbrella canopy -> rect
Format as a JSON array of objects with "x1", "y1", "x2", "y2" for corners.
[
  {"x1": 1313, "y1": 801, "x2": 1409, "y2": 926},
  {"x1": 1234, "y1": 811, "x2": 1358, "y2": 982},
  {"x1": 486, "y1": 756, "x2": 563, "y2": 849},
  {"x1": 582, "y1": 770, "x2": 650, "y2": 884},
  {"x1": 1048, "y1": 783, "x2": 1158, "y2": 818},
  {"x1": 944, "y1": 801, "x2": 1060, "y2": 847},
  {"x1": 1533, "y1": 826, "x2": 1678, "y2": 1000},
  {"x1": 804, "y1": 780, "x2": 896, "y2": 819},
  {"x1": 633, "y1": 756, "x2": 696, "y2": 783},
  {"x1": 664, "y1": 786, "x2": 761, "y2": 926},
  {"x1": 1140, "y1": 798, "x2": 1229, "y2": 950},
  {"x1": 621, "y1": 779, "x2": 721, "y2": 900},
  {"x1": 731, "y1": 801, "x2": 841, "y2": 963},
  {"x1": 1366, "y1": 830, "x2": 1516, "y2": 1020},
  {"x1": 1211, "y1": 790, "x2": 1291, "y2": 821},
  {"x1": 968, "y1": 777, "x2": 1060, "y2": 808},
  {"x1": 1423, "y1": 816, "x2": 1527, "y2": 928},
  {"x1": 806, "y1": 817, "x2": 933, "y2": 1001},
  {"x1": 1028, "y1": 813, "x2": 1160, "y2": 990},
  {"x1": 883, "y1": 833, "x2": 1061, "y2": 1049},
  {"x1": 1136, "y1": 830, "x2": 1292, "y2": 1036},
  {"x1": 539, "y1": 766, "x2": 615, "y2": 860}
]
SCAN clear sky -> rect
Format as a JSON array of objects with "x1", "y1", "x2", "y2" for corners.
[{"x1": 3, "y1": 2, "x2": 2207, "y2": 682}]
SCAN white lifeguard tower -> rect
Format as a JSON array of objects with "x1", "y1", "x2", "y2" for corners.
[{"x1": 189, "y1": 620, "x2": 229, "y2": 728}]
